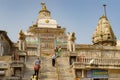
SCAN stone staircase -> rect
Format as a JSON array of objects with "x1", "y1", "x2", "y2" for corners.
[
  {"x1": 39, "y1": 57, "x2": 58, "y2": 80},
  {"x1": 39, "y1": 56, "x2": 75, "y2": 80},
  {"x1": 23, "y1": 56, "x2": 38, "y2": 80},
  {"x1": 56, "y1": 57, "x2": 74, "y2": 80},
  {"x1": 21, "y1": 53, "x2": 74, "y2": 80}
]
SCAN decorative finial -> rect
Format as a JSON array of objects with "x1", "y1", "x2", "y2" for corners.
[
  {"x1": 41, "y1": 2, "x2": 46, "y2": 10},
  {"x1": 19, "y1": 29, "x2": 23, "y2": 35},
  {"x1": 41, "y1": 2, "x2": 45, "y2": 5},
  {"x1": 103, "y1": 4, "x2": 107, "y2": 16}
]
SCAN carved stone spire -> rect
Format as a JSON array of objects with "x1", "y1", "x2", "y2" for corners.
[
  {"x1": 92, "y1": 15, "x2": 117, "y2": 46},
  {"x1": 92, "y1": 4, "x2": 117, "y2": 46}
]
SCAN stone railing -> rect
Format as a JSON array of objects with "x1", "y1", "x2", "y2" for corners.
[
  {"x1": 10, "y1": 61, "x2": 25, "y2": 68},
  {"x1": 27, "y1": 50, "x2": 37, "y2": 56},
  {"x1": 0, "y1": 61, "x2": 9, "y2": 69},
  {"x1": 76, "y1": 57, "x2": 120, "y2": 66}
]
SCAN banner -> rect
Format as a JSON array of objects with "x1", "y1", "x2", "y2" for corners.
[{"x1": 87, "y1": 69, "x2": 108, "y2": 78}]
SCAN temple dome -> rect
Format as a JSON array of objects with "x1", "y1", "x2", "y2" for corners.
[
  {"x1": 37, "y1": 19, "x2": 58, "y2": 28},
  {"x1": 37, "y1": 3, "x2": 58, "y2": 28},
  {"x1": 92, "y1": 15, "x2": 117, "y2": 46},
  {"x1": 38, "y1": 3, "x2": 51, "y2": 19}
]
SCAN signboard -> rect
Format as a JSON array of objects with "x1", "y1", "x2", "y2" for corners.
[
  {"x1": 87, "y1": 69, "x2": 108, "y2": 78},
  {"x1": 86, "y1": 70, "x2": 91, "y2": 78}
]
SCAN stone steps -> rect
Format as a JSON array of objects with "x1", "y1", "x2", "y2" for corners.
[
  {"x1": 22, "y1": 54, "x2": 74, "y2": 80},
  {"x1": 23, "y1": 56, "x2": 38, "y2": 79},
  {"x1": 39, "y1": 57, "x2": 58, "y2": 80},
  {"x1": 56, "y1": 57, "x2": 74, "y2": 80},
  {"x1": 40, "y1": 73, "x2": 58, "y2": 78}
]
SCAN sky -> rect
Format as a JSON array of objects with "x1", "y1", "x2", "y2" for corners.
[{"x1": 0, "y1": 0, "x2": 120, "y2": 44}]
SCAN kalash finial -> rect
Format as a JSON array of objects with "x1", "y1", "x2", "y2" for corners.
[{"x1": 41, "y1": 2, "x2": 47, "y2": 10}]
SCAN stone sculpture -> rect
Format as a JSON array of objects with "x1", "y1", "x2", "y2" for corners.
[
  {"x1": 18, "y1": 30, "x2": 26, "y2": 51},
  {"x1": 67, "y1": 32, "x2": 76, "y2": 52}
]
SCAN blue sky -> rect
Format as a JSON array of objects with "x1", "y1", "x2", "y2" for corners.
[{"x1": 0, "y1": 0, "x2": 120, "y2": 44}]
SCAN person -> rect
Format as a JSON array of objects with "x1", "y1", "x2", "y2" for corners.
[
  {"x1": 35, "y1": 58, "x2": 41, "y2": 66},
  {"x1": 52, "y1": 53, "x2": 57, "y2": 67},
  {"x1": 34, "y1": 64, "x2": 39, "y2": 77},
  {"x1": 57, "y1": 46, "x2": 61, "y2": 57},
  {"x1": 54, "y1": 47, "x2": 58, "y2": 54},
  {"x1": 34, "y1": 58, "x2": 41, "y2": 76},
  {"x1": 14, "y1": 51, "x2": 19, "y2": 61},
  {"x1": 51, "y1": 47, "x2": 58, "y2": 67}
]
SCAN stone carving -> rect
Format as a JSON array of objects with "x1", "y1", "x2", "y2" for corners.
[
  {"x1": 67, "y1": 32, "x2": 76, "y2": 52},
  {"x1": 76, "y1": 70, "x2": 82, "y2": 78},
  {"x1": 92, "y1": 15, "x2": 116, "y2": 46},
  {"x1": 0, "y1": 35, "x2": 4, "y2": 56},
  {"x1": 0, "y1": 43, "x2": 4, "y2": 56},
  {"x1": 76, "y1": 55, "x2": 83, "y2": 62},
  {"x1": 18, "y1": 30, "x2": 26, "y2": 51}
]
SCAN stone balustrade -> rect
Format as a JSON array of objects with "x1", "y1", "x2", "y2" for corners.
[
  {"x1": 0, "y1": 62, "x2": 9, "y2": 69},
  {"x1": 10, "y1": 61, "x2": 25, "y2": 68},
  {"x1": 74, "y1": 57, "x2": 120, "y2": 69}
]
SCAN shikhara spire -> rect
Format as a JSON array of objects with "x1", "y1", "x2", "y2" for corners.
[{"x1": 92, "y1": 4, "x2": 116, "y2": 46}]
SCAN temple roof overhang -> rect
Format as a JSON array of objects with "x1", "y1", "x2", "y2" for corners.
[{"x1": 28, "y1": 27, "x2": 65, "y2": 34}]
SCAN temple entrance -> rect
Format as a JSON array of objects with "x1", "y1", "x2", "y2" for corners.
[{"x1": 40, "y1": 33, "x2": 55, "y2": 57}]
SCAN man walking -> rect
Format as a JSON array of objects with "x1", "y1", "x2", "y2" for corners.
[{"x1": 34, "y1": 58, "x2": 41, "y2": 76}]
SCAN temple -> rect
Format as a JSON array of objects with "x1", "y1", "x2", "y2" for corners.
[{"x1": 0, "y1": 3, "x2": 120, "y2": 80}]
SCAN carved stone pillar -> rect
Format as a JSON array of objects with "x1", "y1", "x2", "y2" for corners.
[{"x1": 82, "y1": 69, "x2": 84, "y2": 78}]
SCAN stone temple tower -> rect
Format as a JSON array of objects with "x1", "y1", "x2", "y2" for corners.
[
  {"x1": 92, "y1": 15, "x2": 117, "y2": 46},
  {"x1": 92, "y1": 5, "x2": 116, "y2": 46},
  {"x1": 28, "y1": 3, "x2": 65, "y2": 56}
]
